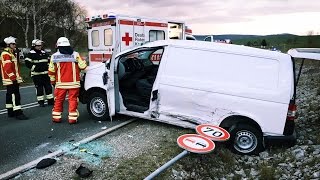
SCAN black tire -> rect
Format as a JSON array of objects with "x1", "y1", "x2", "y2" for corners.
[
  {"x1": 228, "y1": 123, "x2": 264, "y2": 155},
  {"x1": 87, "y1": 92, "x2": 110, "y2": 121}
]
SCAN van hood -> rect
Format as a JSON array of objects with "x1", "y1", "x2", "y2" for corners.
[
  {"x1": 85, "y1": 63, "x2": 106, "y2": 75},
  {"x1": 287, "y1": 48, "x2": 320, "y2": 61}
]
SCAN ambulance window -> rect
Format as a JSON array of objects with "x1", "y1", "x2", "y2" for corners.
[
  {"x1": 104, "y1": 29, "x2": 113, "y2": 46},
  {"x1": 149, "y1": 30, "x2": 165, "y2": 42},
  {"x1": 92, "y1": 30, "x2": 100, "y2": 47},
  {"x1": 204, "y1": 36, "x2": 212, "y2": 42}
]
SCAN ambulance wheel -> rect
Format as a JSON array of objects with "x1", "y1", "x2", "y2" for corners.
[
  {"x1": 87, "y1": 92, "x2": 109, "y2": 121},
  {"x1": 228, "y1": 123, "x2": 264, "y2": 155}
]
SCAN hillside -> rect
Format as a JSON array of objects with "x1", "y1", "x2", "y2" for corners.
[
  {"x1": 194, "y1": 34, "x2": 320, "y2": 52},
  {"x1": 194, "y1": 34, "x2": 263, "y2": 41}
]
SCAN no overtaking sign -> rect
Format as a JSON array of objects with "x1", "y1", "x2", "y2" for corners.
[
  {"x1": 145, "y1": 125, "x2": 230, "y2": 180},
  {"x1": 177, "y1": 134, "x2": 215, "y2": 154}
]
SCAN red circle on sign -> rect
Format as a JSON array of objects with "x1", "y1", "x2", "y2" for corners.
[
  {"x1": 196, "y1": 124, "x2": 230, "y2": 141},
  {"x1": 177, "y1": 134, "x2": 215, "y2": 154}
]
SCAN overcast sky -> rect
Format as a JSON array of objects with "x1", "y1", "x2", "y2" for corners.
[{"x1": 74, "y1": 0, "x2": 320, "y2": 35}]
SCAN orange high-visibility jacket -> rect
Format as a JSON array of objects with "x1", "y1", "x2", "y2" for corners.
[
  {"x1": 0, "y1": 48, "x2": 23, "y2": 86},
  {"x1": 48, "y1": 51, "x2": 87, "y2": 89}
]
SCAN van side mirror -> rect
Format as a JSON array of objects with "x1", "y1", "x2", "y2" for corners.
[
  {"x1": 151, "y1": 90, "x2": 158, "y2": 101},
  {"x1": 102, "y1": 72, "x2": 108, "y2": 85},
  {"x1": 106, "y1": 62, "x2": 110, "y2": 69}
]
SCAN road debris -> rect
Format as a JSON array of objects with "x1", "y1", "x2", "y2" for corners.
[
  {"x1": 76, "y1": 164, "x2": 92, "y2": 178},
  {"x1": 80, "y1": 149, "x2": 99, "y2": 157},
  {"x1": 36, "y1": 158, "x2": 56, "y2": 169}
]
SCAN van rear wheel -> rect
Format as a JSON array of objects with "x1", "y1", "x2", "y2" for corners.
[
  {"x1": 229, "y1": 124, "x2": 264, "y2": 155},
  {"x1": 87, "y1": 92, "x2": 109, "y2": 121}
]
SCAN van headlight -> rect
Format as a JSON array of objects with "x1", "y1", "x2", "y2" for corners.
[{"x1": 80, "y1": 72, "x2": 86, "y2": 81}]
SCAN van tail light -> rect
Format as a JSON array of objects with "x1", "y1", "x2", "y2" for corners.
[{"x1": 287, "y1": 103, "x2": 297, "y2": 120}]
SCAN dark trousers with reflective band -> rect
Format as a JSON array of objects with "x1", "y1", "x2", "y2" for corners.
[
  {"x1": 6, "y1": 83, "x2": 22, "y2": 116},
  {"x1": 32, "y1": 74, "x2": 53, "y2": 104}
]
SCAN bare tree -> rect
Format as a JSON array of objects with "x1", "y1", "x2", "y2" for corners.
[
  {"x1": 32, "y1": 0, "x2": 60, "y2": 40},
  {"x1": 0, "y1": 0, "x2": 87, "y2": 48},
  {"x1": 307, "y1": 30, "x2": 314, "y2": 47},
  {"x1": 1, "y1": 0, "x2": 32, "y2": 47}
]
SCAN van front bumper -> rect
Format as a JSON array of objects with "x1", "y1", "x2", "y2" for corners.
[
  {"x1": 264, "y1": 130, "x2": 297, "y2": 147},
  {"x1": 79, "y1": 73, "x2": 87, "y2": 104}
]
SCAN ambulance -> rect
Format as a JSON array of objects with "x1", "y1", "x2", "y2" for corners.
[{"x1": 85, "y1": 12, "x2": 194, "y2": 65}]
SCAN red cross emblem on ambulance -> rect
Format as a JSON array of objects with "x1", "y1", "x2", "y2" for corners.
[{"x1": 122, "y1": 32, "x2": 132, "y2": 46}]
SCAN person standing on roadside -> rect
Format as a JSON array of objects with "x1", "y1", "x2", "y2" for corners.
[
  {"x1": 25, "y1": 39, "x2": 54, "y2": 107},
  {"x1": 48, "y1": 37, "x2": 87, "y2": 124},
  {"x1": 0, "y1": 36, "x2": 28, "y2": 120}
]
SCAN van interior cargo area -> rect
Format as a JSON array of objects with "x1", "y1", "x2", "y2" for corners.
[{"x1": 118, "y1": 52, "x2": 160, "y2": 112}]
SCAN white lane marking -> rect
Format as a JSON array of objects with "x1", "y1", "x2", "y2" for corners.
[
  {"x1": 0, "y1": 119, "x2": 136, "y2": 180},
  {"x1": 0, "y1": 98, "x2": 69, "y2": 114}
]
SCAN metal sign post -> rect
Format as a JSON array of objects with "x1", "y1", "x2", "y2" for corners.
[
  {"x1": 144, "y1": 125, "x2": 230, "y2": 180},
  {"x1": 144, "y1": 134, "x2": 215, "y2": 180}
]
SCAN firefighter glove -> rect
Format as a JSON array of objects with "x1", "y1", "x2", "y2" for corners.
[{"x1": 12, "y1": 80, "x2": 18, "y2": 85}]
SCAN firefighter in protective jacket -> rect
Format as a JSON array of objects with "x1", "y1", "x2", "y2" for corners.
[
  {"x1": 0, "y1": 36, "x2": 28, "y2": 120},
  {"x1": 48, "y1": 37, "x2": 87, "y2": 124},
  {"x1": 25, "y1": 39, "x2": 54, "y2": 106}
]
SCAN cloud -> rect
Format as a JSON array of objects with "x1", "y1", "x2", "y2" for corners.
[{"x1": 73, "y1": 0, "x2": 320, "y2": 35}]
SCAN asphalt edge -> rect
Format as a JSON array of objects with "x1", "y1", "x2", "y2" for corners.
[{"x1": 0, "y1": 118, "x2": 136, "y2": 180}]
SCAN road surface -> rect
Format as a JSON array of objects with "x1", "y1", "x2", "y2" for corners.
[{"x1": 0, "y1": 86, "x2": 127, "y2": 174}]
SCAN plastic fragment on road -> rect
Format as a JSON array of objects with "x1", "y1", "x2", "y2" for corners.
[
  {"x1": 76, "y1": 164, "x2": 93, "y2": 178},
  {"x1": 36, "y1": 158, "x2": 56, "y2": 169},
  {"x1": 80, "y1": 148, "x2": 99, "y2": 157}
]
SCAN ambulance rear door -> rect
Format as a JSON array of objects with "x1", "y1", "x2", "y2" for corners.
[
  {"x1": 168, "y1": 22, "x2": 185, "y2": 40},
  {"x1": 133, "y1": 19, "x2": 145, "y2": 46},
  {"x1": 118, "y1": 19, "x2": 134, "y2": 51},
  {"x1": 88, "y1": 19, "x2": 116, "y2": 65}
]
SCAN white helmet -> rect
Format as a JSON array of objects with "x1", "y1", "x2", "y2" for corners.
[
  {"x1": 56, "y1": 37, "x2": 70, "y2": 47},
  {"x1": 4, "y1": 36, "x2": 16, "y2": 45},
  {"x1": 32, "y1": 39, "x2": 43, "y2": 46}
]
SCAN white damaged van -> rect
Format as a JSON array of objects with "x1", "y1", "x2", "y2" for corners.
[{"x1": 80, "y1": 40, "x2": 320, "y2": 155}]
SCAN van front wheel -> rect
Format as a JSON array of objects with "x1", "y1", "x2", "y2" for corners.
[
  {"x1": 229, "y1": 124, "x2": 264, "y2": 155},
  {"x1": 87, "y1": 92, "x2": 110, "y2": 121}
]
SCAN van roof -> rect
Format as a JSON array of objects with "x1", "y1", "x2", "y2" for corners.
[{"x1": 116, "y1": 40, "x2": 290, "y2": 60}]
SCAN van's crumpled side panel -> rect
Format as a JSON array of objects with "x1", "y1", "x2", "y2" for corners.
[
  {"x1": 155, "y1": 84, "x2": 235, "y2": 126},
  {"x1": 158, "y1": 109, "x2": 236, "y2": 128},
  {"x1": 156, "y1": 84, "x2": 289, "y2": 135}
]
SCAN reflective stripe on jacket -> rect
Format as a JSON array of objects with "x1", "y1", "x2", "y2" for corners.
[
  {"x1": 0, "y1": 48, "x2": 23, "y2": 86},
  {"x1": 48, "y1": 51, "x2": 87, "y2": 89},
  {"x1": 25, "y1": 49, "x2": 49, "y2": 77}
]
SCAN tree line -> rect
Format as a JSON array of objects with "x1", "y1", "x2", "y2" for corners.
[{"x1": 0, "y1": 0, "x2": 87, "y2": 50}]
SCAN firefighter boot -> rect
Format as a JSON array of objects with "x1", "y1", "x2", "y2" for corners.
[
  {"x1": 68, "y1": 111, "x2": 79, "y2": 124},
  {"x1": 7, "y1": 108, "x2": 14, "y2": 118},
  {"x1": 39, "y1": 100, "x2": 45, "y2": 107},
  {"x1": 52, "y1": 111, "x2": 62, "y2": 123},
  {"x1": 47, "y1": 98, "x2": 54, "y2": 106},
  {"x1": 15, "y1": 111, "x2": 29, "y2": 120}
]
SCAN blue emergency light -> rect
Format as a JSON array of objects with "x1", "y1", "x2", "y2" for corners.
[{"x1": 108, "y1": 12, "x2": 116, "y2": 19}]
